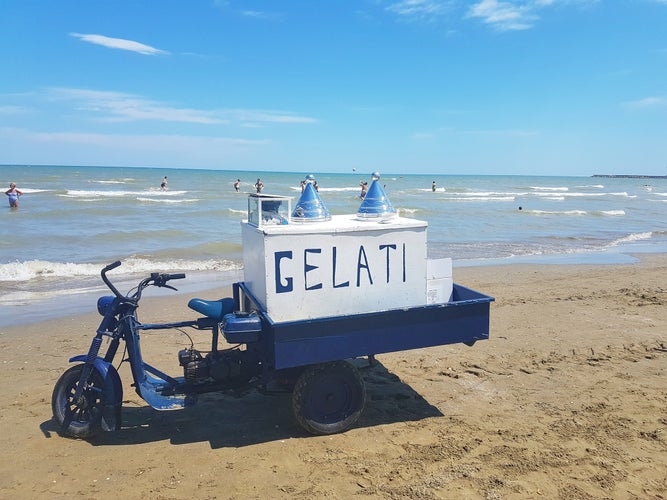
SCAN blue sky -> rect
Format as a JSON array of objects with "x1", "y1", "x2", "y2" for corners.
[{"x1": 1, "y1": 0, "x2": 666, "y2": 176}]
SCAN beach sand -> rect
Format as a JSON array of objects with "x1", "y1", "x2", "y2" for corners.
[{"x1": 0, "y1": 255, "x2": 665, "y2": 499}]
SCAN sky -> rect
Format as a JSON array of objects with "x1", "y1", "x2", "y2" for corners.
[{"x1": 1, "y1": 0, "x2": 666, "y2": 176}]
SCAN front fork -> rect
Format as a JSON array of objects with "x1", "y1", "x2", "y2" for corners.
[
  {"x1": 72, "y1": 336, "x2": 104, "y2": 403},
  {"x1": 72, "y1": 312, "x2": 122, "y2": 415},
  {"x1": 70, "y1": 329, "x2": 124, "y2": 432}
]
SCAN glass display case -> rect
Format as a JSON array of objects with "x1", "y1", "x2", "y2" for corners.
[{"x1": 247, "y1": 194, "x2": 291, "y2": 227}]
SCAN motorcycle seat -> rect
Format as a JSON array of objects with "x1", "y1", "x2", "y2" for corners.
[{"x1": 187, "y1": 297, "x2": 235, "y2": 321}]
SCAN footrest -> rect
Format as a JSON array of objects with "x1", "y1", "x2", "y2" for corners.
[
  {"x1": 222, "y1": 312, "x2": 262, "y2": 343},
  {"x1": 139, "y1": 380, "x2": 190, "y2": 410}
]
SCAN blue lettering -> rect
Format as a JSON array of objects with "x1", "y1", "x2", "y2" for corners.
[
  {"x1": 274, "y1": 251, "x2": 293, "y2": 293},
  {"x1": 379, "y1": 244, "x2": 396, "y2": 283},
  {"x1": 304, "y1": 249, "x2": 322, "y2": 290},
  {"x1": 403, "y1": 243, "x2": 406, "y2": 282},
  {"x1": 356, "y1": 245, "x2": 373, "y2": 286},
  {"x1": 332, "y1": 246, "x2": 349, "y2": 288}
]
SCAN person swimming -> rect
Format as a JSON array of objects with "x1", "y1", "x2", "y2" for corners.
[{"x1": 5, "y1": 182, "x2": 22, "y2": 208}]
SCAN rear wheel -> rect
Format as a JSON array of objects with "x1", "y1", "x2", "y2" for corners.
[
  {"x1": 292, "y1": 361, "x2": 366, "y2": 435},
  {"x1": 52, "y1": 364, "x2": 106, "y2": 439}
]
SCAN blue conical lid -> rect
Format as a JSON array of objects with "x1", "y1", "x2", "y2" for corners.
[
  {"x1": 357, "y1": 172, "x2": 397, "y2": 219},
  {"x1": 291, "y1": 176, "x2": 331, "y2": 222}
]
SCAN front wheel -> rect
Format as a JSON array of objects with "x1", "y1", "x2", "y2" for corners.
[
  {"x1": 292, "y1": 360, "x2": 366, "y2": 435},
  {"x1": 52, "y1": 364, "x2": 106, "y2": 439}
]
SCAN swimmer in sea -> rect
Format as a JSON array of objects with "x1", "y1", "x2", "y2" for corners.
[{"x1": 5, "y1": 182, "x2": 22, "y2": 208}]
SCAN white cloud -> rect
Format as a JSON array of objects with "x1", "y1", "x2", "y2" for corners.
[
  {"x1": 46, "y1": 88, "x2": 317, "y2": 126},
  {"x1": 213, "y1": 0, "x2": 281, "y2": 20},
  {"x1": 464, "y1": 128, "x2": 540, "y2": 136},
  {"x1": 0, "y1": 126, "x2": 271, "y2": 167},
  {"x1": 623, "y1": 96, "x2": 667, "y2": 109},
  {"x1": 70, "y1": 33, "x2": 170, "y2": 55},
  {"x1": 49, "y1": 88, "x2": 221, "y2": 124},
  {"x1": 466, "y1": 0, "x2": 536, "y2": 31},
  {"x1": 0, "y1": 105, "x2": 30, "y2": 115},
  {"x1": 381, "y1": 0, "x2": 599, "y2": 31},
  {"x1": 27, "y1": 130, "x2": 266, "y2": 149},
  {"x1": 386, "y1": 0, "x2": 451, "y2": 21},
  {"x1": 227, "y1": 109, "x2": 317, "y2": 124},
  {"x1": 466, "y1": 0, "x2": 599, "y2": 32}
]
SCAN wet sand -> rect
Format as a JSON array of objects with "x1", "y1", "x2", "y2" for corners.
[{"x1": 0, "y1": 255, "x2": 665, "y2": 499}]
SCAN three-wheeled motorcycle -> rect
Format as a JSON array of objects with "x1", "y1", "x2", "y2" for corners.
[{"x1": 52, "y1": 175, "x2": 494, "y2": 438}]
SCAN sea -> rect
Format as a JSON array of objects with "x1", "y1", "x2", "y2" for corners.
[{"x1": 1, "y1": 164, "x2": 666, "y2": 327}]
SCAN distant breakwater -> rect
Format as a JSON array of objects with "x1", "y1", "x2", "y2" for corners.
[{"x1": 593, "y1": 174, "x2": 667, "y2": 179}]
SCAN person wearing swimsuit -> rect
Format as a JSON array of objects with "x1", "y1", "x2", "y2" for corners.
[{"x1": 5, "y1": 182, "x2": 22, "y2": 208}]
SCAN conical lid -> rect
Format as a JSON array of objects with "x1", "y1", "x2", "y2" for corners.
[
  {"x1": 291, "y1": 176, "x2": 331, "y2": 222},
  {"x1": 357, "y1": 172, "x2": 397, "y2": 219}
]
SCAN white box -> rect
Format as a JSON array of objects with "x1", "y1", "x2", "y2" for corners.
[
  {"x1": 242, "y1": 214, "x2": 428, "y2": 322},
  {"x1": 426, "y1": 258, "x2": 453, "y2": 304}
]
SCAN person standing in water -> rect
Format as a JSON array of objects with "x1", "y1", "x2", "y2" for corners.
[
  {"x1": 432, "y1": 180, "x2": 437, "y2": 192},
  {"x1": 234, "y1": 179, "x2": 241, "y2": 192},
  {"x1": 254, "y1": 178, "x2": 264, "y2": 193},
  {"x1": 5, "y1": 182, "x2": 22, "y2": 208},
  {"x1": 359, "y1": 181, "x2": 368, "y2": 199},
  {"x1": 160, "y1": 176, "x2": 168, "y2": 190}
]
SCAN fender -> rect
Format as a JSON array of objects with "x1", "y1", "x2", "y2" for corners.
[{"x1": 69, "y1": 355, "x2": 123, "y2": 431}]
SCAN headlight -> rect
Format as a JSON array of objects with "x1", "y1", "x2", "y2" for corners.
[{"x1": 97, "y1": 296, "x2": 115, "y2": 316}]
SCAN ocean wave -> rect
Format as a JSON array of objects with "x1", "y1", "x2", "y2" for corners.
[
  {"x1": 289, "y1": 186, "x2": 361, "y2": 193},
  {"x1": 435, "y1": 189, "x2": 634, "y2": 200},
  {"x1": 0, "y1": 257, "x2": 243, "y2": 282},
  {"x1": 522, "y1": 209, "x2": 625, "y2": 216},
  {"x1": 318, "y1": 186, "x2": 361, "y2": 192},
  {"x1": 530, "y1": 186, "x2": 569, "y2": 191},
  {"x1": 61, "y1": 189, "x2": 188, "y2": 198},
  {"x1": 136, "y1": 197, "x2": 199, "y2": 204},
  {"x1": 443, "y1": 196, "x2": 515, "y2": 202},
  {"x1": 547, "y1": 191, "x2": 633, "y2": 198},
  {"x1": 525, "y1": 209, "x2": 587, "y2": 215},
  {"x1": 15, "y1": 188, "x2": 50, "y2": 194},
  {"x1": 0, "y1": 286, "x2": 102, "y2": 307},
  {"x1": 595, "y1": 210, "x2": 625, "y2": 216},
  {"x1": 91, "y1": 179, "x2": 135, "y2": 184},
  {"x1": 610, "y1": 232, "x2": 653, "y2": 246}
]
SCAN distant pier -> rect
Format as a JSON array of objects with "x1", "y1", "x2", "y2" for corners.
[{"x1": 592, "y1": 174, "x2": 667, "y2": 179}]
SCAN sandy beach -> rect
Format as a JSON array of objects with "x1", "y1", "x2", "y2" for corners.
[{"x1": 0, "y1": 255, "x2": 665, "y2": 499}]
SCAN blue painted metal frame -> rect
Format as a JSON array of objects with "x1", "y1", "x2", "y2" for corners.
[{"x1": 237, "y1": 282, "x2": 494, "y2": 371}]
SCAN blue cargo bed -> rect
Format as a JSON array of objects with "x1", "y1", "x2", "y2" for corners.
[{"x1": 232, "y1": 283, "x2": 494, "y2": 370}]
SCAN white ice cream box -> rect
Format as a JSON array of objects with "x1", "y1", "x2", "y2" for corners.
[{"x1": 241, "y1": 213, "x2": 428, "y2": 323}]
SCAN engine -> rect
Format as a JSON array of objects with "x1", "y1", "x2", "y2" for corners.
[{"x1": 178, "y1": 348, "x2": 258, "y2": 387}]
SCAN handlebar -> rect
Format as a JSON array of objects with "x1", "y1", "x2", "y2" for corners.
[
  {"x1": 101, "y1": 261, "x2": 186, "y2": 301},
  {"x1": 101, "y1": 261, "x2": 123, "y2": 298}
]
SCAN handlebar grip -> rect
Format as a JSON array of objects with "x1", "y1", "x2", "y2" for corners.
[
  {"x1": 101, "y1": 261, "x2": 123, "y2": 298},
  {"x1": 102, "y1": 261, "x2": 122, "y2": 273},
  {"x1": 168, "y1": 273, "x2": 186, "y2": 280}
]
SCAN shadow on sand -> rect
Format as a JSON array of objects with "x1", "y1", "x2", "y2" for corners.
[{"x1": 41, "y1": 359, "x2": 443, "y2": 449}]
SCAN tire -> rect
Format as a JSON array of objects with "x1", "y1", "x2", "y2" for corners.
[
  {"x1": 292, "y1": 360, "x2": 366, "y2": 435},
  {"x1": 52, "y1": 364, "x2": 106, "y2": 439}
]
